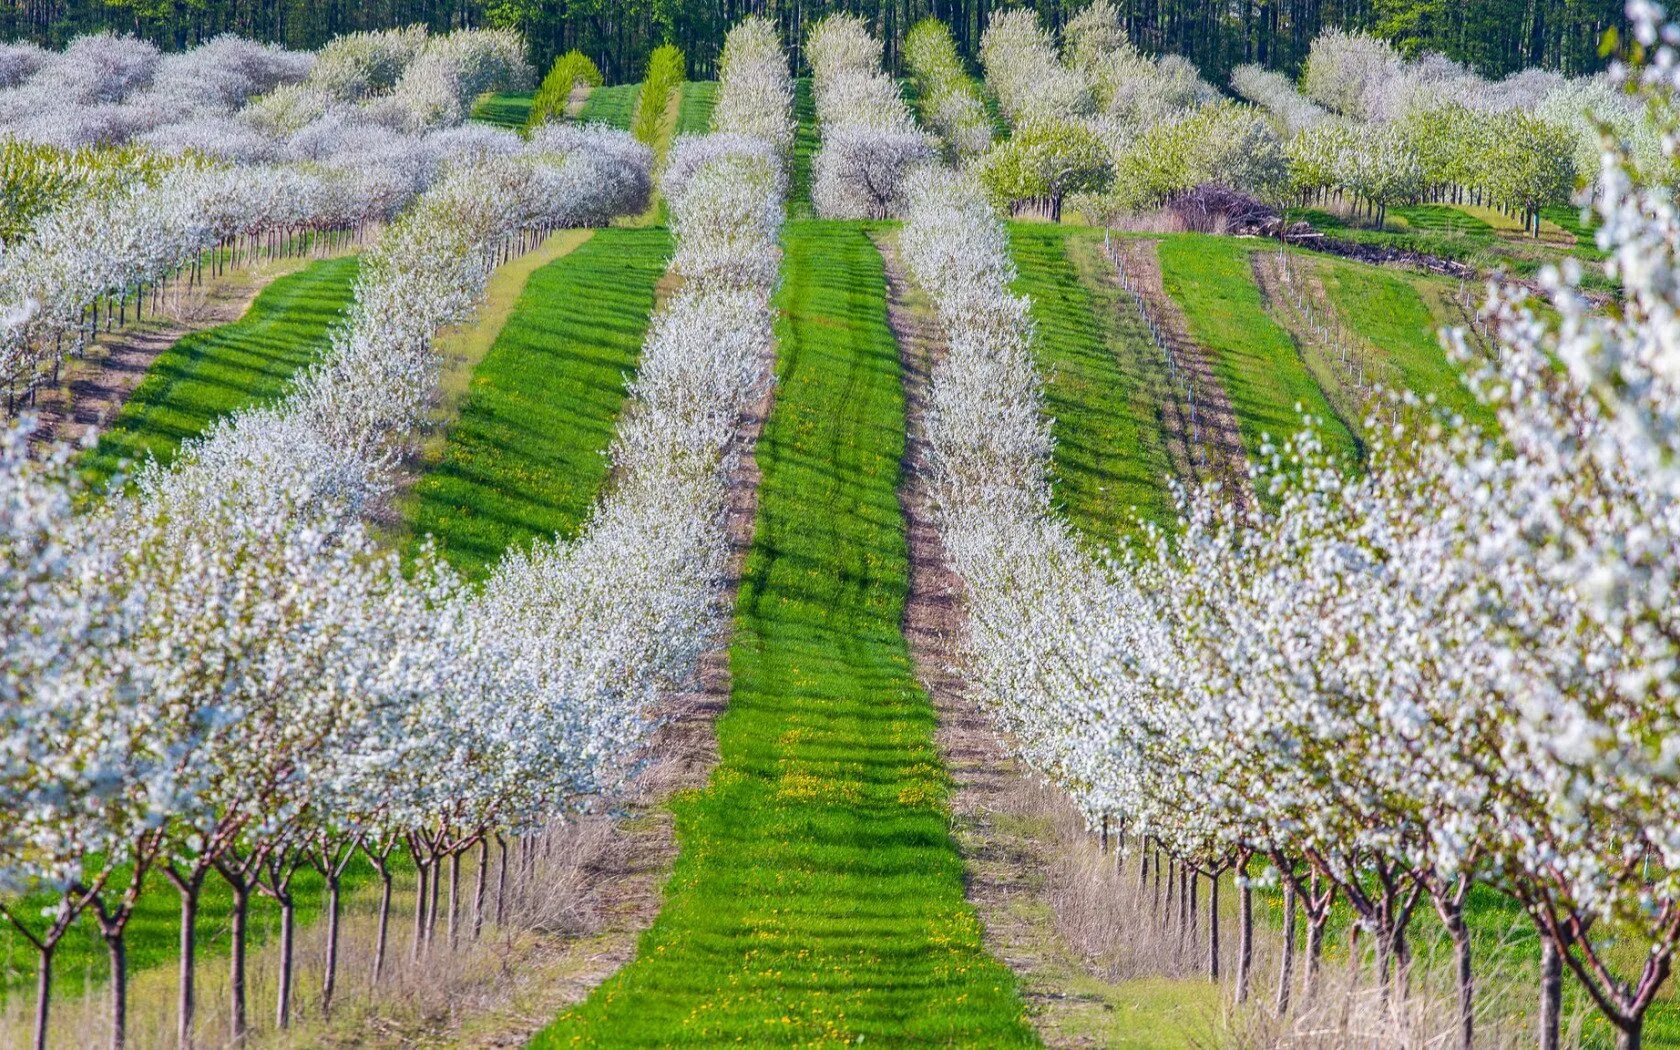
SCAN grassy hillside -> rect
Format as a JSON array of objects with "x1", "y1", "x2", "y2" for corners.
[
  {"x1": 1158, "y1": 236, "x2": 1360, "y2": 473},
  {"x1": 471, "y1": 91, "x2": 533, "y2": 128},
  {"x1": 676, "y1": 80, "x2": 717, "y2": 134},
  {"x1": 82, "y1": 255, "x2": 358, "y2": 487},
  {"x1": 789, "y1": 78, "x2": 818, "y2": 218},
  {"x1": 1008, "y1": 224, "x2": 1177, "y2": 548},
  {"x1": 537, "y1": 221, "x2": 1035, "y2": 1046},
  {"x1": 1313, "y1": 257, "x2": 1498, "y2": 433}
]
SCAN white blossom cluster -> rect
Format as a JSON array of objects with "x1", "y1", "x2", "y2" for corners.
[
  {"x1": 896, "y1": 166, "x2": 1132, "y2": 836},
  {"x1": 0, "y1": 120, "x2": 639, "y2": 411},
  {"x1": 0, "y1": 26, "x2": 529, "y2": 153},
  {"x1": 978, "y1": 9, "x2": 1095, "y2": 128},
  {"x1": 806, "y1": 14, "x2": 935, "y2": 220},
  {"x1": 914, "y1": 4, "x2": 1680, "y2": 1040},
  {"x1": 1066, "y1": 4, "x2": 1219, "y2": 148},
  {"x1": 968, "y1": 4, "x2": 1632, "y2": 222},
  {"x1": 2, "y1": 123, "x2": 658, "y2": 889},
  {"x1": 709, "y1": 16, "x2": 796, "y2": 160},
  {"x1": 0, "y1": 27, "x2": 543, "y2": 402},
  {"x1": 979, "y1": 6, "x2": 1273, "y2": 210},
  {"x1": 1230, "y1": 64, "x2": 1329, "y2": 135},
  {"x1": 1291, "y1": 28, "x2": 1661, "y2": 203}
]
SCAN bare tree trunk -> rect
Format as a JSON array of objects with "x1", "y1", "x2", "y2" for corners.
[
  {"x1": 1164, "y1": 857, "x2": 1176, "y2": 932},
  {"x1": 1305, "y1": 905, "x2": 1326, "y2": 998},
  {"x1": 495, "y1": 834, "x2": 509, "y2": 927},
  {"x1": 179, "y1": 887, "x2": 199, "y2": 1048},
  {"x1": 1448, "y1": 912, "x2": 1473, "y2": 1050},
  {"x1": 1152, "y1": 847, "x2": 1161, "y2": 917},
  {"x1": 426, "y1": 850, "x2": 442, "y2": 948},
  {"x1": 447, "y1": 850, "x2": 461, "y2": 950},
  {"x1": 1617, "y1": 1020, "x2": 1645, "y2": 1050},
  {"x1": 322, "y1": 876, "x2": 341, "y2": 1015},
  {"x1": 1539, "y1": 938, "x2": 1562, "y2": 1050},
  {"x1": 104, "y1": 931, "x2": 127, "y2": 1050},
  {"x1": 373, "y1": 869, "x2": 392, "y2": 982},
  {"x1": 1189, "y1": 869, "x2": 1199, "y2": 942},
  {"x1": 168, "y1": 873, "x2": 204, "y2": 1050},
  {"x1": 228, "y1": 879, "x2": 250, "y2": 1041},
  {"x1": 1276, "y1": 879, "x2": 1295, "y2": 1016},
  {"x1": 473, "y1": 839, "x2": 489, "y2": 940},
  {"x1": 411, "y1": 861, "x2": 430, "y2": 962},
  {"x1": 33, "y1": 946, "x2": 53, "y2": 1050},
  {"x1": 1237, "y1": 852, "x2": 1254, "y2": 1003},
  {"x1": 1208, "y1": 872, "x2": 1220, "y2": 981},
  {"x1": 276, "y1": 893, "x2": 295, "y2": 1029}
]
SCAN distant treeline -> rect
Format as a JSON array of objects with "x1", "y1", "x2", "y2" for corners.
[{"x1": 0, "y1": 0, "x2": 1625, "y2": 86}]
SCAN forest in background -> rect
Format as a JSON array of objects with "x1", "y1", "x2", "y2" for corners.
[{"x1": 0, "y1": 0, "x2": 1628, "y2": 86}]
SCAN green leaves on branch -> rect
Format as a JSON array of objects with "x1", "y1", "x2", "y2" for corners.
[
  {"x1": 977, "y1": 120, "x2": 1110, "y2": 217},
  {"x1": 1095, "y1": 101, "x2": 1288, "y2": 212},
  {"x1": 0, "y1": 140, "x2": 183, "y2": 242},
  {"x1": 633, "y1": 43, "x2": 685, "y2": 144},
  {"x1": 528, "y1": 49, "x2": 602, "y2": 128},
  {"x1": 903, "y1": 18, "x2": 992, "y2": 160}
]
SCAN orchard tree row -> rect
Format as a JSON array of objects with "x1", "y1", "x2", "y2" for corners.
[
  {"x1": 890, "y1": 5, "x2": 1680, "y2": 1048},
  {"x1": 0, "y1": 16, "x2": 796, "y2": 1050},
  {"x1": 971, "y1": 4, "x2": 1649, "y2": 233}
]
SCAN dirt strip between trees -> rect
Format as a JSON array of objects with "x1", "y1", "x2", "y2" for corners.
[{"x1": 1107, "y1": 239, "x2": 1251, "y2": 509}]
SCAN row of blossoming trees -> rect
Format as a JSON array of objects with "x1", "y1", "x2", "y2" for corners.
[
  {"x1": 0, "y1": 15, "x2": 794, "y2": 1050},
  {"x1": 0, "y1": 24, "x2": 538, "y2": 410},
  {"x1": 894, "y1": 4, "x2": 1680, "y2": 1049},
  {"x1": 971, "y1": 1, "x2": 1649, "y2": 234}
]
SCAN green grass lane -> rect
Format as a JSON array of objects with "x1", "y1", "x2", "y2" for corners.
[
  {"x1": 1390, "y1": 203, "x2": 1496, "y2": 237},
  {"x1": 1157, "y1": 235, "x2": 1359, "y2": 473},
  {"x1": 405, "y1": 227, "x2": 669, "y2": 579},
  {"x1": 1007, "y1": 224, "x2": 1176, "y2": 549},
  {"x1": 1541, "y1": 203, "x2": 1606, "y2": 257},
  {"x1": 535, "y1": 221, "x2": 1035, "y2": 1046},
  {"x1": 473, "y1": 91, "x2": 533, "y2": 128},
  {"x1": 1313, "y1": 259, "x2": 1498, "y2": 433},
  {"x1": 676, "y1": 80, "x2": 717, "y2": 134},
  {"x1": 579, "y1": 84, "x2": 638, "y2": 129},
  {"x1": 790, "y1": 78, "x2": 818, "y2": 219},
  {"x1": 82, "y1": 255, "x2": 359, "y2": 488}
]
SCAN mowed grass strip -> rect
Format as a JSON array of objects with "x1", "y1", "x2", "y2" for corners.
[
  {"x1": 789, "y1": 78, "x2": 818, "y2": 218},
  {"x1": 676, "y1": 80, "x2": 717, "y2": 134},
  {"x1": 406, "y1": 227, "x2": 669, "y2": 578},
  {"x1": 1313, "y1": 258, "x2": 1498, "y2": 433},
  {"x1": 82, "y1": 255, "x2": 358, "y2": 487},
  {"x1": 472, "y1": 90, "x2": 533, "y2": 128},
  {"x1": 578, "y1": 83, "x2": 638, "y2": 128},
  {"x1": 1008, "y1": 224, "x2": 1177, "y2": 548},
  {"x1": 536, "y1": 221, "x2": 1035, "y2": 1046},
  {"x1": 1157, "y1": 235, "x2": 1359, "y2": 471}
]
